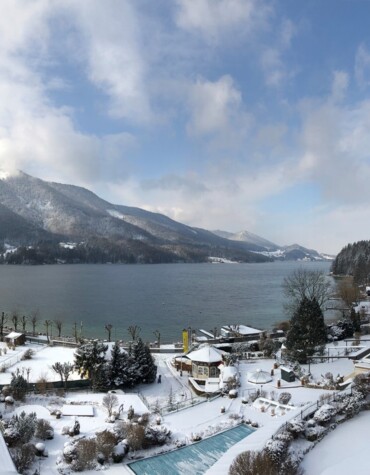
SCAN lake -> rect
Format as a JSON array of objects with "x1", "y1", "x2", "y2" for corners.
[{"x1": 0, "y1": 261, "x2": 331, "y2": 343}]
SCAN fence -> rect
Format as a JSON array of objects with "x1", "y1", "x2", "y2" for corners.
[{"x1": 270, "y1": 385, "x2": 353, "y2": 440}]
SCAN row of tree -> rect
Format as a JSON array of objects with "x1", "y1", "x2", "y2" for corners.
[{"x1": 73, "y1": 339, "x2": 157, "y2": 390}]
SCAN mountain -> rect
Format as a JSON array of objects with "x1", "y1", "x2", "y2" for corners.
[
  {"x1": 0, "y1": 171, "x2": 271, "y2": 264},
  {"x1": 213, "y1": 229, "x2": 333, "y2": 261}
]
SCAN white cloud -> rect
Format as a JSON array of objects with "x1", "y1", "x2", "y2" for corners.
[
  {"x1": 175, "y1": 0, "x2": 268, "y2": 44},
  {"x1": 331, "y1": 70, "x2": 349, "y2": 103},
  {"x1": 355, "y1": 43, "x2": 370, "y2": 89}
]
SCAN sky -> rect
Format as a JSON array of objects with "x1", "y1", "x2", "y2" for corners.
[{"x1": 1, "y1": 1, "x2": 370, "y2": 254}]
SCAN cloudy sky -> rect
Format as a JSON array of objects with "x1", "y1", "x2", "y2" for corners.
[{"x1": 1, "y1": 0, "x2": 370, "y2": 254}]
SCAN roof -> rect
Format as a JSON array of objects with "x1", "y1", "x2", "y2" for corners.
[
  {"x1": 5, "y1": 331, "x2": 23, "y2": 339},
  {"x1": 187, "y1": 344, "x2": 224, "y2": 363},
  {"x1": 0, "y1": 432, "x2": 17, "y2": 474},
  {"x1": 247, "y1": 369, "x2": 273, "y2": 384}
]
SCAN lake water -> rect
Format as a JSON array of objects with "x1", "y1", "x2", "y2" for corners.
[{"x1": 0, "y1": 261, "x2": 331, "y2": 343}]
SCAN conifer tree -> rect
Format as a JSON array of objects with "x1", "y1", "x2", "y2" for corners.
[
  {"x1": 109, "y1": 342, "x2": 129, "y2": 388},
  {"x1": 133, "y1": 338, "x2": 157, "y2": 384},
  {"x1": 286, "y1": 297, "x2": 327, "y2": 364},
  {"x1": 74, "y1": 340, "x2": 108, "y2": 386}
]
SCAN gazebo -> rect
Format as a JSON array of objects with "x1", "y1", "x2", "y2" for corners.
[
  {"x1": 186, "y1": 344, "x2": 225, "y2": 380},
  {"x1": 247, "y1": 368, "x2": 272, "y2": 384}
]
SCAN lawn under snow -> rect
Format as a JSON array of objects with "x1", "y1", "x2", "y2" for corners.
[{"x1": 0, "y1": 339, "x2": 369, "y2": 474}]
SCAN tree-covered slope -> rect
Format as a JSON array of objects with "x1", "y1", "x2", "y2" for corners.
[{"x1": 331, "y1": 240, "x2": 370, "y2": 283}]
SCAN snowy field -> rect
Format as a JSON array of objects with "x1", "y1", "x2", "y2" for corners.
[{"x1": 0, "y1": 339, "x2": 369, "y2": 474}]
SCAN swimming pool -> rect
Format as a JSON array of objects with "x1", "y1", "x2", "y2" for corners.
[{"x1": 128, "y1": 423, "x2": 255, "y2": 475}]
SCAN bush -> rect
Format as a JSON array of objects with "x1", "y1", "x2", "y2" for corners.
[
  {"x1": 7, "y1": 411, "x2": 37, "y2": 445},
  {"x1": 72, "y1": 438, "x2": 97, "y2": 472},
  {"x1": 95, "y1": 430, "x2": 118, "y2": 461},
  {"x1": 10, "y1": 373, "x2": 28, "y2": 401},
  {"x1": 10, "y1": 443, "x2": 36, "y2": 474},
  {"x1": 278, "y1": 392, "x2": 292, "y2": 405},
  {"x1": 21, "y1": 349, "x2": 34, "y2": 360},
  {"x1": 36, "y1": 419, "x2": 54, "y2": 440},
  {"x1": 229, "y1": 450, "x2": 279, "y2": 475},
  {"x1": 125, "y1": 423, "x2": 146, "y2": 450}
]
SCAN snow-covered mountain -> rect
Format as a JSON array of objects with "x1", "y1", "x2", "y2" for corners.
[
  {"x1": 0, "y1": 171, "x2": 271, "y2": 264},
  {"x1": 213, "y1": 230, "x2": 333, "y2": 261}
]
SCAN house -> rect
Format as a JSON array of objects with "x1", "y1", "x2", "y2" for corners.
[
  {"x1": 186, "y1": 344, "x2": 226, "y2": 394},
  {"x1": 4, "y1": 331, "x2": 25, "y2": 347}
]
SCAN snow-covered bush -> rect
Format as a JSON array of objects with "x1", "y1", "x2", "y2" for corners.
[
  {"x1": 71, "y1": 438, "x2": 98, "y2": 472},
  {"x1": 36, "y1": 418, "x2": 54, "y2": 440},
  {"x1": 10, "y1": 372, "x2": 28, "y2": 401},
  {"x1": 10, "y1": 442, "x2": 36, "y2": 474},
  {"x1": 278, "y1": 392, "x2": 292, "y2": 405},
  {"x1": 313, "y1": 404, "x2": 336, "y2": 424},
  {"x1": 286, "y1": 419, "x2": 305, "y2": 439},
  {"x1": 4, "y1": 411, "x2": 37, "y2": 446},
  {"x1": 112, "y1": 442, "x2": 129, "y2": 463},
  {"x1": 304, "y1": 424, "x2": 325, "y2": 442},
  {"x1": 265, "y1": 438, "x2": 288, "y2": 465},
  {"x1": 144, "y1": 425, "x2": 171, "y2": 447},
  {"x1": 95, "y1": 430, "x2": 118, "y2": 462},
  {"x1": 21, "y1": 348, "x2": 34, "y2": 360},
  {"x1": 127, "y1": 405, "x2": 135, "y2": 421}
]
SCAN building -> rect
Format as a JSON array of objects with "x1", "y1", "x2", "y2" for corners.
[{"x1": 4, "y1": 331, "x2": 26, "y2": 346}]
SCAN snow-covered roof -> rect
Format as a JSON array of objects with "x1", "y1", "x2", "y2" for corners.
[
  {"x1": 0, "y1": 432, "x2": 17, "y2": 474},
  {"x1": 5, "y1": 331, "x2": 23, "y2": 339},
  {"x1": 247, "y1": 368, "x2": 273, "y2": 384},
  {"x1": 221, "y1": 324, "x2": 261, "y2": 335},
  {"x1": 220, "y1": 365, "x2": 239, "y2": 380},
  {"x1": 187, "y1": 344, "x2": 224, "y2": 363},
  {"x1": 62, "y1": 404, "x2": 95, "y2": 416}
]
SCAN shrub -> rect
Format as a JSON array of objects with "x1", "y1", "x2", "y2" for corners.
[
  {"x1": 72, "y1": 438, "x2": 97, "y2": 471},
  {"x1": 10, "y1": 373, "x2": 28, "y2": 401},
  {"x1": 102, "y1": 393, "x2": 119, "y2": 417},
  {"x1": 7, "y1": 411, "x2": 37, "y2": 445},
  {"x1": 10, "y1": 443, "x2": 36, "y2": 474},
  {"x1": 278, "y1": 392, "x2": 292, "y2": 405},
  {"x1": 125, "y1": 423, "x2": 146, "y2": 450},
  {"x1": 313, "y1": 404, "x2": 336, "y2": 424},
  {"x1": 36, "y1": 419, "x2": 54, "y2": 440},
  {"x1": 21, "y1": 349, "x2": 34, "y2": 361},
  {"x1": 229, "y1": 450, "x2": 279, "y2": 475},
  {"x1": 95, "y1": 430, "x2": 118, "y2": 461},
  {"x1": 144, "y1": 425, "x2": 171, "y2": 447}
]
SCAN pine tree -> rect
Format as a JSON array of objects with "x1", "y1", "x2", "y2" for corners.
[
  {"x1": 74, "y1": 340, "x2": 108, "y2": 386},
  {"x1": 132, "y1": 338, "x2": 157, "y2": 384},
  {"x1": 286, "y1": 297, "x2": 327, "y2": 364},
  {"x1": 109, "y1": 342, "x2": 130, "y2": 388}
]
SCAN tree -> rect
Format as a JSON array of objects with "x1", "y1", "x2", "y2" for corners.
[
  {"x1": 30, "y1": 309, "x2": 39, "y2": 336},
  {"x1": 109, "y1": 342, "x2": 129, "y2": 388},
  {"x1": 283, "y1": 268, "x2": 332, "y2": 316},
  {"x1": 52, "y1": 362, "x2": 74, "y2": 389},
  {"x1": 54, "y1": 319, "x2": 63, "y2": 338},
  {"x1": 21, "y1": 315, "x2": 27, "y2": 333},
  {"x1": 336, "y1": 277, "x2": 360, "y2": 315},
  {"x1": 11, "y1": 310, "x2": 19, "y2": 331},
  {"x1": 102, "y1": 393, "x2": 119, "y2": 417},
  {"x1": 105, "y1": 323, "x2": 113, "y2": 342},
  {"x1": 128, "y1": 325, "x2": 141, "y2": 341},
  {"x1": 285, "y1": 297, "x2": 327, "y2": 364},
  {"x1": 10, "y1": 371, "x2": 28, "y2": 401},
  {"x1": 44, "y1": 320, "x2": 52, "y2": 341},
  {"x1": 0, "y1": 312, "x2": 7, "y2": 341},
  {"x1": 74, "y1": 340, "x2": 108, "y2": 386},
  {"x1": 133, "y1": 338, "x2": 157, "y2": 384}
]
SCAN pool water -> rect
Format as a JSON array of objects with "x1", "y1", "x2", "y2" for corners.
[{"x1": 128, "y1": 423, "x2": 255, "y2": 475}]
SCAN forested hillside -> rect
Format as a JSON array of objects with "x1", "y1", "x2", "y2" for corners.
[{"x1": 331, "y1": 240, "x2": 370, "y2": 283}]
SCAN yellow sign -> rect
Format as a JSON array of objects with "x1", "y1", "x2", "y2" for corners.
[{"x1": 182, "y1": 329, "x2": 189, "y2": 353}]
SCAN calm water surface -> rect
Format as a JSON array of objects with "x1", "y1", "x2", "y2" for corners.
[{"x1": 0, "y1": 261, "x2": 331, "y2": 342}]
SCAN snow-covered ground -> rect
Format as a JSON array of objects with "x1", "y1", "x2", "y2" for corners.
[{"x1": 0, "y1": 339, "x2": 368, "y2": 474}]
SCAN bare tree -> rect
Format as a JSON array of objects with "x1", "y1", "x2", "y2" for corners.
[
  {"x1": 105, "y1": 323, "x2": 113, "y2": 342},
  {"x1": 336, "y1": 277, "x2": 360, "y2": 314},
  {"x1": 54, "y1": 319, "x2": 63, "y2": 338},
  {"x1": 128, "y1": 325, "x2": 141, "y2": 341},
  {"x1": 11, "y1": 309, "x2": 19, "y2": 331},
  {"x1": 21, "y1": 315, "x2": 27, "y2": 333},
  {"x1": 283, "y1": 268, "x2": 332, "y2": 316},
  {"x1": 30, "y1": 309, "x2": 39, "y2": 336},
  {"x1": 153, "y1": 330, "x2": 161, "y2": 348},
  {"x1": 44, "y1": 320, "x2": 52, "y2": 341},
  {"x1": 102, "y1": 393, "x2": 119, "y2": 417},
  {"x1": 0, "y1": 312, "x2": 7, "y2": 341},
  {"x1": 52, "y1": 362, "x2": 74, "y2": 389}
]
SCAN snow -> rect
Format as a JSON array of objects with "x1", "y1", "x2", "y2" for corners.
[
  {"x1": 186, "y1": 344, "x2": 225, "y2": 363},
  {"x1": 62, "y1": 405, "x2": 95, "y2": 416},
  {"x1": 0, "y1": 337, "x2": 369, "y2": 474},
  {"x1": 301, "y1": 411, "x2": 370, "y2": 475},
  {"x1": 0, "y1": 432, "x2": 17, "y2": 474}
]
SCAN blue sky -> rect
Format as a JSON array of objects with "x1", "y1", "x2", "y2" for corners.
[{"x1": 1, "y1": 0, "x2": 370, "y2": 254}]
